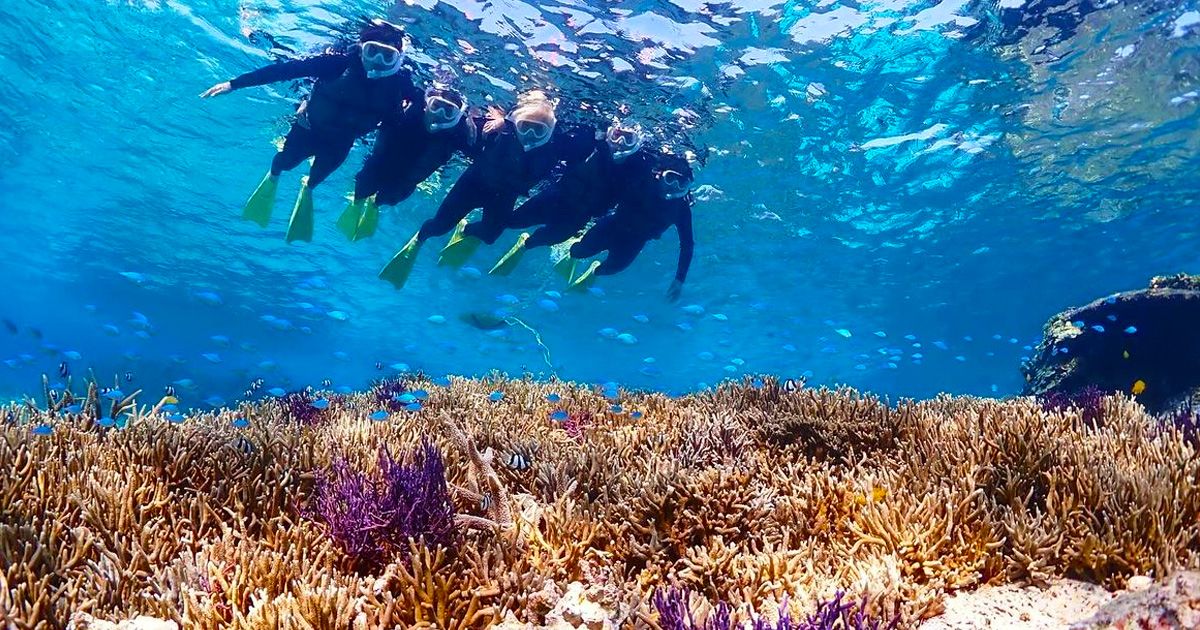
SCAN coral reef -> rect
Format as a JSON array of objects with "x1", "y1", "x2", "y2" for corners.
[
  {"x1": 1022, "y1": 272, "x2": 1200, "y2": 413},
  {"x1": 1, "y1": 376, "x2": 1198, "y2": 629}
]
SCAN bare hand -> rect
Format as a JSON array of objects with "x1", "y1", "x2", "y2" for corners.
[
  {"x1": 200, "y1": 81, "x2": 233, "y2": 98},
  {"x1": 483, "y1": 105, "x2": 507, "y2": 134},
  {"x1": 667, "y1": 279, "x2": 683, "y2": 302}
]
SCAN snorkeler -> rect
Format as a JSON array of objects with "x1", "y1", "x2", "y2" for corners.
[
  {"x1": 200, "y1": 19, "x2": 420, "y2": 243},
  {"x1": 563, "y1": 151, "x2": 696, "y2": 301},
  {"x1": 335, "y1": 84, "x2": 480, "y2": 241},
  {"x1": 486, "y1": 120, "x2": 655, "y2": 276},
  {"x1": 377, "y1": 90, "x2": 596, "y2": 289}
]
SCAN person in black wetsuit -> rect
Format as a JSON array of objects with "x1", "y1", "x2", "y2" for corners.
[
  {"x1": 565, "y1": 151, "x2": 696, "y2": 301},
  {"x1": 485, "y1": 120, "x2": 655, "y2": 277},
  {"x1": 200, "y1": 19, "x2": 421, "y2": 243},
  {"x1": 335, "y1": 84, "x2": 480, "y2": 242},
  {"x1": 376, "y1": 90, "x2": 596, "y2": 289}
]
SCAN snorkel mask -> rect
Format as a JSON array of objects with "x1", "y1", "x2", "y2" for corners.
[
  {"x1": 509, "y1": 92, "x2": 556, "y2": 151},
  {"x1": 606, "y1": 123, "x2": 644, "y2": 162},
  {"x1": 424, "y1": 86, "x2": 467, "y2": 132},
  {"x1": 361, "y1": 40, "x2": 403, "y2": 79},
  {"x1": 511, "y1": 111, "x2": 555, "y2": 151},
  {"x1": 658, "y1": 161, "x2": 693, "y2": 200}
]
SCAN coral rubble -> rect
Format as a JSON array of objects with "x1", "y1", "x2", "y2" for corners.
[{"x1": 1, "y1": 376, "x2": 1198, "y2": 628}]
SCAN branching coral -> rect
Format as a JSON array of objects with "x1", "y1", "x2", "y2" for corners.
[
  {"x1": 304, "y1": 440, "x2": 457, "y2": 572},
  {"x1": 1, "y1": 378, "x2": 1197, "y2": 629}
]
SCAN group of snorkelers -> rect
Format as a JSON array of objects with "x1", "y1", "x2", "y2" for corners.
[{"x1": 201, "y1": 19, "x2": 695, "y2": 300}]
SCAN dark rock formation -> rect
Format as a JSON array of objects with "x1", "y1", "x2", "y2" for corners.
[{"x1": 1021, "y1": 273, "x2": 1200, "y2": 414}]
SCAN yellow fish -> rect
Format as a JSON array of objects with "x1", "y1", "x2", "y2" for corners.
[
  {"x1": 1131, "y1": 380, "x2": 1146, "y2": 395},
  {"x1": 1123, "y1": 350, "x2": 1130, "y2": 360}
]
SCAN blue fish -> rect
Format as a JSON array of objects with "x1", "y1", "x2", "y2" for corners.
[
  {"x1": 335, "y1": 385, "x2": 353, "y2": 395},
  {"x1": 905, "y1": 334, "x2": 917, "y2": 341},
  {"x1": 782, "y1": 344, "x2": 797, "y2": 352},
  {"x1": 65, "y1": 403, "x2": 82, "y2": 414},
  {"x1": 267, "y1": 387, "x2": 286, "y2": 397},
  {"x1": 412, "y1": 389, "x2": 429, "y2": 401},
  {"x1": 1106, "y1": 314, "x2": 1117, "y2": 322},
  {"x1": 751, "y1": 378, "x2": 764, "y2": 388},
  {"x1": 104, "y1": 390, "x2": 125, "y2": 401},
  {"x1": 676, "y1": 322, "x2": 693, "y2": 332},
  {"x1": 1125, "y1": 326, "x2": 1138, "y2": 334},
  {"x1": 232, "y1": 417, "x2": 250, "y2": 429},
  {"x1": 546, "y1": 393, "x2": 561, "y2": 403},
  {"x1": 31, "y1": 424, "x2": 52, "y2": 436},
  {"x1": 610, "y1": 404, "x2": 623, "y2": 413},
  {"x1": 1090, "y1": 325, "x2": 1105, "y2": 333},
  {"x1": 1105, "y1": 296, "x2": 1118, "y2": 305},
  {"x1": 537, "y1": 299, "x2": 560, "y2": 312},
  {"x1": 545, "y1": 290, "x2": 563, "y2": 299},
  {"x1": 489, "y1": 391, "x2": 504, "y2": 402},
  {"x1": 405, "y1": 402, "x2": 423, "y2": 412},
  {"x1": 874, "y1": 331, "x2": 887, "y2": 338},
  {"x1": 370, "y1": 410, "x2": 389, "y2": 421},
  {"x1": 98, "y1": 416, "x2": 116, "y2": 428},
  {"x1": 395, "y1": 393, "x2": 417, "y2": 404},
  {"x1": 933, "y1": 341, "x2": 949, "y2": 350},
  {"x1": 630, "y1": 411, "x2": 644, "y2": 420},
  {"x1": 712, "y1": 313, "x2": 728, "y2": 321},
  {"x1": 162, "y1": 404, "x2": 178, "y2": 412},
  {"x1": 633, "y1": 314, "x2": 650, "y2": 323},
  {"x1": 168, "y1": 413, "x2": 186, "y2": 424},
  {"x1": 682, "y1": 304, "x2": 705, "y2": 315},
  {"x1": 311, "y1": 398, "x2": 330, "y2": 410},
  {"x1": 434, "y1": 376, "x2": 452, "y2": 387},
  {"x1": 835, "y1": 328, "x2": 852, "y2": 338},
  {"x1": 550, "y1": 409, "x2": 569, "y2": 421}
]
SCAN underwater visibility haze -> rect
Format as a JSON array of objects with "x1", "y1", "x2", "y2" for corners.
[{"x1": 1, "y1": 0, "x2": 1199, "y2": 404}]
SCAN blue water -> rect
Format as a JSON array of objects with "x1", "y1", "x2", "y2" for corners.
[{"x1": 1, "y1": 0, "x2": 1198, "y2": 408}]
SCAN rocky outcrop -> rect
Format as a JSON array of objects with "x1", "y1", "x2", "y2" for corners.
[{"x1": 1021, "y1": 273, "x2": 1200, "y2": 414}]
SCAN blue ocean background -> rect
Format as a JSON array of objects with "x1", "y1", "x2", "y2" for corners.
[{"x1": 0, "y1": 0, "x2": 1197, "y2": 408}]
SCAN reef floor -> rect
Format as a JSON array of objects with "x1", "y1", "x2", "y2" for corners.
[{"x1": 2, "y1": 376, "x2": 1198, "y2": 629}]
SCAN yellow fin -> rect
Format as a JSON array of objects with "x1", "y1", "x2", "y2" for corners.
[{"x1": 1131, "y1": 379, "x2": 1146, "y2": 395}]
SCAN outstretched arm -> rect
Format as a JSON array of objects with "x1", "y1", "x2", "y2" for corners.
[
  {"x1": 668, "y1": 199, "x2": 695, "y2": 302},
  {"x1": 200, "y1": 53, "x2": 351, "y2": 97}
]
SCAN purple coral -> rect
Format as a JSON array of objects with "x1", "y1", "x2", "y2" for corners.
[
  {"x1": 372, "y1": 377, "x2": 410, "y2": 412},
  {"x1": 279, "y1": 389, "x2": 328, "y2": 425},
  {"x1": 654, "y1": 588, "x2": 898, "y2": 630},
  {"x1": 305, "y1": 440, "x2": 457, "y2": 571},
  {"x1": 1163, "y1": 402, "x2": 1200, "y2": 447},
  {"x1": 1038, "y1": 385, "x2": 1107, "y2": 427},
  {"x1": 560, "y1": 411, "x2": 593, "y2": 443}
]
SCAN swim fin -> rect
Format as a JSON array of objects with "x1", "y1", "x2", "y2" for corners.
[
  {"x1": 489, "y1": 232, "x2": 530, "y2": 276},
  {"x1": 551, "y1": 235, "x2": 583, "y2": 281},
  {"x1": 285, "y1": 178, "x2": 314, "y2": 243},
  {"x1": 437, "y1": 219, "x2": 482, "y2": 268},
  {"x1": 336, "y1": 197, "x2": 364, "y2": 240},
  {"x1": 554, "y1": 255, "x2": 577, "y2": 282},
  {"x1": 242, "y1": 173, "x2": 278, "y2": 227},
  {"x1": 354, "y1": 196, "x2": 380, "y2": 241},
  {"x1": 378, "y1": 233, "x2": 422, "y2": 290},
  {"x1": 566, "y1": 260, "x2": 601, "y2": 292}
]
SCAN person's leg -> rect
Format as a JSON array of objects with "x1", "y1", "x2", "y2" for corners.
[
  {"x1": 306, "y1": 134, "x2": 357, "y2": 188},
  {"x1": 570, "y1": 217, "x2": 620, "y2": 259},
  {"x1": 527, "y1": 217, "x2": 586, "y2": 249},
  {"x1": 418, "y1": 175, "x2": 485, "y2": 241},
  {"x1": 595, "y1": 237, "x2": 647, "y2": 276},
  {"x1": 508, "y1": 187, "x2": 563, "y2": 229},
  {"x1": 270, "y1": 124, "x2": 317, "y2": 176},
  {"x1": 463, "y1": 194, "x2": 518, "y2": 244}
]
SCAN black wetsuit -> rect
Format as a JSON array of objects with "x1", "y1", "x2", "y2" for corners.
[
  {"x1": 229, "y1": 50, "x2": 420, "y2": 187},
  {"x1": 507, "y1": 144, "x2": 658, "y2": 249},
  {"x1": 417, "y1": 121, "x2": 596, "y2": 244},
  {"x1": 571, "y1": 183, "x2": 695, "y2": 285},
  {"x1": 353, "y1": 102, "x2": 480, "y2": 206}
]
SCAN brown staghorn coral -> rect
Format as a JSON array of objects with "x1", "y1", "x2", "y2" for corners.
[{"x1": 1, "y1": 378, "x2": 1198, "y2": 629}]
